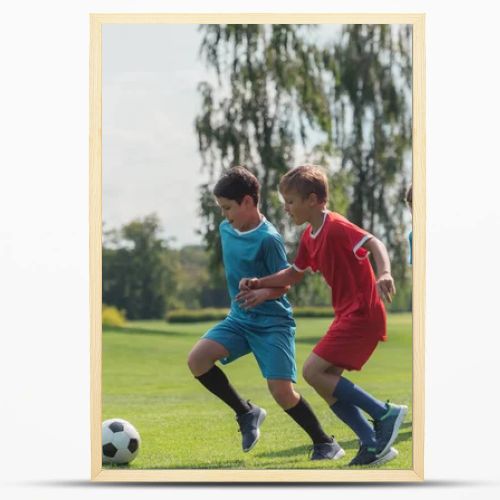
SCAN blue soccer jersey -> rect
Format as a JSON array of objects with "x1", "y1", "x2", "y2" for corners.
[{"x1": 219, "y1": 217, "x2": 294, "y2": 328}]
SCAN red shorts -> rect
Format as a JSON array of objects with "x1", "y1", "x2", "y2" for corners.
[{"x1": 313, "y1": 308, "x2": 386, "y2": 371}]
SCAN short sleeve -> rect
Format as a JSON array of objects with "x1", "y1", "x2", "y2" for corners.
[
  {"x1": 262, "y1": 233, "x2": 290, "y2": 274},
  {"x1": 293, "y1": 231, "x2": 311, "y2": 272},
  {"x1": 340, "y1": 220, "x2": 372, "y2": 261}
]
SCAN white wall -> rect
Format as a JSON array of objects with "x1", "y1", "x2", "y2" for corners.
[{"x1": 1, "y1": 1, "x2": 499, "y2": 499}]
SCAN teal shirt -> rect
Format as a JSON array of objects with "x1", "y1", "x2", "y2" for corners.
[{"x1": 219, "y1": 218, "x2": 294, "y2": 328}]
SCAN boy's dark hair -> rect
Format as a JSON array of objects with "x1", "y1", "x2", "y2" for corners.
[
  {"x1": 213, "y1": 166, "x2": 260, "y2": 205},
  {"x1": 406, "y1": 184, "x2": 413, "y2": 210},
  {"x1": 279, "y1": 165, "x2": 328, "y2": 204}
]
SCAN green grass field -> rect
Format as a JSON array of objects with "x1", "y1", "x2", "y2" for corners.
[{"x1": 102, "y1": 313, "x2": 412, "y2": 470}]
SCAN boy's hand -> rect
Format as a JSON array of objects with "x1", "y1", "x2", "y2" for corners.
[
  {"x1": 235, "y1": 288, "x2": 270, "y2": 309},
  {"x1": 239, "y1": 277, "x2": 260, "y2": 291},
  {"x1": 376, "y1": 272, "x2": 396, "y2": 303}
]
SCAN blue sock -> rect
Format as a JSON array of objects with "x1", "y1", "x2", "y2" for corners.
[
  {"x1": 333, "y1": 377, "x2": 387, "y2": 420},
  {"x1": 331, "y1": 401, "x2": 377, "y2": 448}
]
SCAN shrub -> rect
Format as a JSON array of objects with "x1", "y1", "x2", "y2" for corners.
[
  {"x1": 102, "y1": 305, "x2": 126, "y2": 327},
  {"x1": 166, "y1": 308, "x2": 229, "y2": 323},
  {"x1": 166, "y1": 306, "x2": 333, "y2": 323}
]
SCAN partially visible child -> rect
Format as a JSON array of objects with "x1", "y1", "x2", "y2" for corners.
[
  {"x1": 406, "y1": 184, "x2": 413, "y2": 264},
  {"x1": 187, "y1": 166, "x2": 345, "y2": 461},
  {"x1": 238, "y1": 165, "x2": 408, "y2": 466}
]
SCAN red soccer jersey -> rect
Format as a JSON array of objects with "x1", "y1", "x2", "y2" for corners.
[{"x1": 294, "y1": 211, "x2": 384, "y2": 321}]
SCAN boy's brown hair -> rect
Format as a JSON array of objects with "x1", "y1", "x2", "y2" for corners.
[
  {"x1": 406, "y1": 184, "x2": 412, "y2": 210},
  {"x1": 279, "y1": 165, "x2": 329, "y2": 204},
  {"x1": 213, "y1": 166, "x2": 260, "y2": 205}
]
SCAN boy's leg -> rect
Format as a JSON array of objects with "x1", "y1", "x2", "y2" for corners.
[
  {"x1": 331, "y1": 401, "x2": 376, "y2": 448},
  {"x1": 267, "y1": 379, "x2": 345, "y2": 461},
  {"x1": 303, "y1": 353, "x2": 406, "y2": 459},
  {"x1": 325, "y1": 365, "x2": 377, "y2": 449},
  {"x1": 268, "y1": 379, "x2": 330, "y2": 443},
  {"x1": 188, "y1": 337, "x2": 266, "y2": 452},
  {"x1": 302, "y1": 353, "x2": 343, "y2": 405},
  {"x1": 188, "y1": 338, "x2": 251, "y2": 415},
  {"x1": 247, "y1": 324, "x2": 343, "y2": 460},
  {"x1": 332, "y1": 375, "x2": 407, "y2": 457},
  {"x1": 330, "y1": 399, "x2": 400, "y2": 467},
  {"x1": 303, "y1": 352, "x2": 391, "y2": 419},
  {"x1": 301, "y1": 361, "x2": 377, "y2": 448}
]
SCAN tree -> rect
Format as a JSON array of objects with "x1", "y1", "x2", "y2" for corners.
[
  {"x1": 324, "y1": 25, "x2": 413, "y2": 308},
  {"x1": 102, "y1": 214, "x2": 178, "y2": 319},
  {"x1": 174, "y1": 245, "x2": 230, "y2": 309},
  {"x1": 195, "y1": 24, "x2": 333, "y2": 277},
  {"x1": 325, "y1": 25, "x2": 412, "y2": 233}
]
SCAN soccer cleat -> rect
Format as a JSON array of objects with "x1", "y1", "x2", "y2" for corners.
[
  {"x1": 236, "y1": 402, "x2": 267, "y2": 452},
  {"x1": 349, "y1": 444, "x2": 399, "y2": 466},
  {"x1": 310, "y1": 437, "x2": 346, "y2": 461},
  {"x1": 373, "y1": 402, "x2": 408, "y2": 457}
]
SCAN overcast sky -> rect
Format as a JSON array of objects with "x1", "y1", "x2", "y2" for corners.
[{"x1": 103, "y1": 24, "x2": 209, "y2": 247}]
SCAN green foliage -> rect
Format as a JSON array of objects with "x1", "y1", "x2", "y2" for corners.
[
  {"x1": 287, "y1": 272, "x2": 331, "y2": 307},
  {"x1": 166, "y1": 308, "x2": 230, "y2": 323},
  {"x1": 102, "y1": 214, "x2": 179, "y2": 320},
  {"x1": 173, "y1": 245, "x2": 209, "y2": 309},
  {"x1": 102, "y1": 314, "x2": 412, "y2": 469},
  {"x1": 102, "y1": 305, "x2": 126, "y2": 327},
  {"x1": 171, "y1": 244, "x2": 230, "y2": 309},
  {"x1": 165, "y1": 306, "x2": 335, "y2": 323}
]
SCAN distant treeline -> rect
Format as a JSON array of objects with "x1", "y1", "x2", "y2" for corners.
[{"x1": 102, "y1": 214, "x2": 411, "y2": 321}]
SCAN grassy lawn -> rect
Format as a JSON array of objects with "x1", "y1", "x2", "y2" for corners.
[{"x1": 102, "y1": 313, "x2": 412, "y2": 470}]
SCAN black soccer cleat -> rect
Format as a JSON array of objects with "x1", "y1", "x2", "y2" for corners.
[
  {"x1": 349, "y1": 443, "x2": 398, "y2": 466},
  {"x1": 373, "y1": 402, "x2": 408, "y2": 457},
  {"x1": 236, "y1": 402, "x2": 267, "y2": 452},
  {"x1": 310, "y1": 437, "x2": 346, "y2": 461}
]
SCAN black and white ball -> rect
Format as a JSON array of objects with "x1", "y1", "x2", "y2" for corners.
[{"x1": 102, "y1": 418, "x2": 141, "y2": 465}]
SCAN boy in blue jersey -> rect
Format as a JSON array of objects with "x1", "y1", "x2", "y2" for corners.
[{"x1": 188, "y1": 166, "x2": 344, "y2": 460}]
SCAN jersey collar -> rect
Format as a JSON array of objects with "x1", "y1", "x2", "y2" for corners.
[
  {"x1": 310, "y1": 211, "x2": 328, "y2": 239},
  {"x1": 233, "y1": 215, "x2": 266, "y2": 236}
]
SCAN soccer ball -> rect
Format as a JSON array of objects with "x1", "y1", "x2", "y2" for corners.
[{"x1": 102, "y1": 418, "x2": 141, "y2": 465}]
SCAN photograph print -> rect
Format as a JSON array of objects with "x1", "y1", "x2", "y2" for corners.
[{"x1": 90, "y1": 13, "x2": 424, "y2": 482}]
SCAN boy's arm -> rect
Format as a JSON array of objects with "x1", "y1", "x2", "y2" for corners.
[
  {"x1": 236, "y1": 285, "x2": 291, "y2": 310},
  {"x1": 363, "y1": 236, "x2": 396, "y2": 303},
  {"x1": 239, "y1": 266, "x2": 304, "y2": 290},
  {"x1": 235, "y1": 267, "x2": 303, "y2": 309}
]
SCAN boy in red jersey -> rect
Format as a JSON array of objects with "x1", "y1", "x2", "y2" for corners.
[{"x1": 237, "y1": 165, "x2": 407, "y2": 466}]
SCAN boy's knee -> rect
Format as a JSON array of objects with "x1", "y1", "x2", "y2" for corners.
[
  {"x1": 186, "y1": 348, "x2": 199, "y2": 373},
  {"x1": 267, "y1": 380, "x2": 298, "y2": 408},
  {"x1": 302, "y1": 363, "x2": 319, "y2": 386},
  {"x1": 188, "y1": 340, "x2": 224, "y2": 376},
  {"x1": 187, "y1": 347, "x2": 208, "y2": 375}
]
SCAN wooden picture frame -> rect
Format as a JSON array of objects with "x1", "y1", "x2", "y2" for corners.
[{"x1": 90, "y1": 12, "x2": 425, "y2": 482}]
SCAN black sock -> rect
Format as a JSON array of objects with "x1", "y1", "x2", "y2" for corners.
[
  {"x1": 195, "y1": 365, "x2": 251, "y2": 416},
  {"x1": 285, "y1": 396, "x2": 333, "y2": 444}
]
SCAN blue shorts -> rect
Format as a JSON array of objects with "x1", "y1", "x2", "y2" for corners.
[{"x1": 202, "y1": 315, "x2": 297, "y2": 382}]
